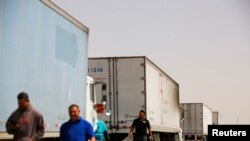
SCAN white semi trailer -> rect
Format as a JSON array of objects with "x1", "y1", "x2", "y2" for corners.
[
  {"x1": 88, "y1": 56, "x2": 182, "y2": 141},
  {"x1": 179, "y1": 103, "x2": 213, "y2": 141},
  {"x1": 0, "y1": 0, "x2": 98, "y2": 140},
  {"x1": 212, "y1": 111, "x2": 221, "y2": 125}
]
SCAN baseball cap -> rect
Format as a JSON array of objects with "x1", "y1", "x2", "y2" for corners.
[{"x1": 17, "y1": 92, "x2": 29, "y2": 100}]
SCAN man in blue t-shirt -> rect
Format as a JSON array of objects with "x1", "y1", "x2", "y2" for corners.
[{"x1": 59, "y1": 104, "x2": 95, "y2": 141}]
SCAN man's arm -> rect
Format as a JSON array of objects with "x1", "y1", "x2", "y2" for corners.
[
  {"x1": 34, "y1": 114, "x2": 45, "y2": 140},
  {"x1": 129, "y1": 126, "x2": 134, "y2": 133},
  {"x1": 5, "y1": 114, "x2": 19, "y2": 134},
  {"x1": 147, "y1": 120, "x2": 153, "y2": 140},
  {"x1": 130, "y1": 118, "x2": 136, "y2": 134},
  {"x1": 129, "y1": 126, "x2": 134, "y2": 138},
  {"x1": 148, "y1": 127, "x2": 153, "y2": 140}
]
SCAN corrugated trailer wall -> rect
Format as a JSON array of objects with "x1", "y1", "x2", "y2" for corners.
[
  {"x1": 145, "y1": 58, "x2": 180, "y2": 133},
  {"x1": 180, "y1": 103, "x2": 213, "y2": 141},
  {"x1": 0, "y1": 0, "x2": 89, "y2": 139},
  {"x1": 88, "y1": 56, "x2": 180, "y2": 134},
  {"x1": 202, "y1": 104, "x2": 212, "y2": 135}
]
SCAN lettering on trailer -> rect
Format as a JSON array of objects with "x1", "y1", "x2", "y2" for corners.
[{"x1": 88, "y1": 67, "x2": 104, "y2": 73}]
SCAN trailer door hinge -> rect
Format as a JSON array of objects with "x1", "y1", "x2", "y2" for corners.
[{"x1": 140, "y1": 76, "x2": 145, "y2": 80}]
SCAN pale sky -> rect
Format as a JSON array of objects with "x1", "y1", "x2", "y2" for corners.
[{"x1": 52, "y1": 0, "x2": 250, "y2": 124}]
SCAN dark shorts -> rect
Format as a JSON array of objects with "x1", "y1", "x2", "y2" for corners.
[{"x1": 134, "y1": 135, "x2": 147, "y2": 141}]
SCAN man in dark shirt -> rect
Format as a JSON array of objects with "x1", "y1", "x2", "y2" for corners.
[{"x1": 129, "y1": 110, "x2": 153, "y2": 141}]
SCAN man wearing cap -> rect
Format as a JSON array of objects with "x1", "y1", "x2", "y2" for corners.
[{"x1": 5, "y1": 92, "x2": 45, "y2": 141}]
